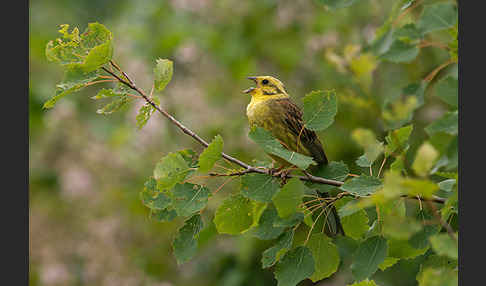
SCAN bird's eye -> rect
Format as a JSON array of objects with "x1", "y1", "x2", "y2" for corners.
[{"x1": 262, "y1": 79, "x2": 269, "y2": 85}]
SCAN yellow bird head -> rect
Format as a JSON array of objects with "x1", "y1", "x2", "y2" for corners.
[{"x1": 243, "y1": 76, "x2": 288, "y2": 98}]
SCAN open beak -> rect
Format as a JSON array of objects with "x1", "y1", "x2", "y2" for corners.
[
  {"x1": 243, "y1": 77, "x2": 258, "y2": 94},
  {"x1": 242, "y1": 87, "x2": 255, "y2": 94}
]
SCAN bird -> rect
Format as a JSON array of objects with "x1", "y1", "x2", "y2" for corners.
[{"x1": 243, "y1": 75, "x2": 344, "y2": 237}]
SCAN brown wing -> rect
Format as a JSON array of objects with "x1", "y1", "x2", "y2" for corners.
[{"x1": 272, "y1": 98, "x2": 328, "y2": 165}]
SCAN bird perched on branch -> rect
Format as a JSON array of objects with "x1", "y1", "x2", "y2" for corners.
[{"x1": 243, "y1": 75, "x2": 344, "y2": 237}]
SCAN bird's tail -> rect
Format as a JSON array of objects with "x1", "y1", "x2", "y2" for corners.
[
  {"x1": 308, "y1": 161, "x2": 345, "y2": 237},
  {"x1": 317, "y1": 191, "x2": 345, "y2": 237}
]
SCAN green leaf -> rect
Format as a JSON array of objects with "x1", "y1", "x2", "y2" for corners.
[
  {"x1": 356, "y1": 155, "x2": 372, "y2": 167},
  {"x1": 382, "y1": 82, "x2": 427, "y2": 130},
  {"x1": 380, "y1": 40, "x2": 419, "y2": 63},
  {"x1": 340, "y1": 175, "x2": 383, "y2": 196},
  {"x1": 91, "y1": 88, "x2": 121, "y2": 99},
  {"x1": 273, "y1": 212, "x2": 304, "y2": 228},
  {"x1": 429, "y1": 233, "x2": 458, "y2": 260},
  {"x1": 394, "y1": 23, "x2": 424, "y2": 41},
  {"x1": 402, "y1": 178, "x2": 439, "y2": 199},
  {"x1": 378, "y1": 257, "x2": 399, "y2": 271},
  {"x1": 178, "y1": 148, "x2": 199, "y2": 169},
  {"x1": 435, "y1": 76, "x2": 458, "y2": 108},
  {"x1": 369, "y1": 27, "x2": 395, "y2": 56},
  {"x1": 151, "y1": 208, "x2": 177, "y2": 222},
  {"x1": 441, "y1": 189, "x2": 458, "y2": 220},
  {"x1": 248, "y1": 127, "x2": 316, "y2": 170},
  {"x1": 273, "y1": 178, "x2": 306, "y2": 218},
  {"x1": 307, "y1": 234, "x2": 340, "y2": 282},
  {"x1": 417, "y1": 267, "x2": 458, "y2": 286},
  {"x1": 46, "y1": 23, "x2": 113, "y2": 72},
  {"x1": 82, "y1": 38, "x2": 113, "y2": 72},
  {"x1": 380, "y1": 199, "x2": 421, "y2": 239},
  {"x1": 438, "y1": 179, "x2": 456, "y2": 192},
  {"x1": 96, "y1": 95, "x2": 133, "y2": 114},
  {"x1": 347, "y1": 279, "x2": 381, "y2": 286},
  {"x1": 435, "y1": 172, "x2": 458, "y2": 180},
  {"x1": 337, "y1": 199, "x2": 363, "y2": 218},
  {"x1": 366, "y1": 0, "x2": 406, "y2": 55},
  {"x1": 417, "y1": 3, "x2": 458, "y2": 35},
  {"x1": 154, "y1": 58, "x2": 173, "y2": 92},
  {"x1": 302, "y1": 90, "x2": 338, "y2": 131},
  {"x1": 335, "y1": 197, "x2": 369, "y2": 240},
  {"x1": 412, "y1": 142, "x2": 439, "y2": 177},
  {"x1": 140, "y1": 177, "x2": 169, "y2": 210},
  {"x1": 142, "y1": 192, "x2": 171, "y2": 211},
  {"x1": 334, "y1": 235, "x2": 359, "y2": 259},
  {"x1": 241, "y1": 173, "x2": 280, "y2": 203},
  {"x1": 43, "y1": 66, "x2": 101, "y2": 109},
  {"x1": 350, "y1": 236, "x2": 388, "y2": 281},
  {"x1": 172, "y1": 214, "x2": 203, "y2": 264},
  {"x1": 351, "y1": 129, "x2": 384, "y2": 164},
  {"x1": 416, "y1": 254, "x2": 458, "y2": 286},
  {"x1": 250, "y1": 205, "x2": 286, "y2": 240},
  {"x1": 350, "y1": 53, "x2": 378, "y2": 92},
  {"x1": 420, "y1": 254, "x2": 457, "y2": 270},
  {"x1": 274, "y1": 246, "x2": 315, "y2": 286},
  {"x1": 385, "y1": 124, "x2": 413, "y2": 156},
  {"x1": 410, "y1": 222, "x2": 440, "y2": 250},
  {"x1": 378, "y1": 170, "x2": 406, "y2": 199},
  {"x1": 154, "y1": 152, "x2": 190, "y2": 190},
  {"x1": 307, "y1": 161, "x2": 349, "y2": 193},
  {"x1": 172, "y1": 183, "x2": 210, "y2": 217},
  {"x1": 447, "y1": 26, "x2": 458, "y2": 62},
  {"x1": 387, "y1": 238, "x2": 428, "y2": 259},
  {"x1": 197, "y1": 220, "x2": 218, "y2": 248},
  {"x1": 425, "y1": 111, "x2": 458, "y2": 136},
  {"x1": 198, "y1": 135, "x2": 223, "y2": 173},
  {"x1": 262, "y1": 230, "x2": 294, "y2": 268},
  {"x1": 213, "y1": 194, "x2": 255, "y2": 235},
  {"x1": 315, "y1": 0, "x2": 361, "y2": 10},
  {"x1": 390, "y1": 152, "x2": 406, "y2": 172},
  {"x1": 135, "y1": 96, "x2": 159, "y2": 129}
]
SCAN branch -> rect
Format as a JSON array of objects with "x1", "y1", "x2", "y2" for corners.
[
  {"x1": 99, "y1": 61, "x2": 446, "y2": 204},
  {"x1": 101, "y1": 62, "x2": 344, "y2": 186},
  {"x1": 426, "y1": 200, "x2": 458, "y2": 241}
]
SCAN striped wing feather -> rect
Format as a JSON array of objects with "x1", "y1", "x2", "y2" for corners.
[{"x1": 270, "y1": 98, "x2": 328, "y2": 165}]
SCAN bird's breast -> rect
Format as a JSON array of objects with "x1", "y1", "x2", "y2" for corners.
[{"x1": 246, "y1": 99, "x2": 270, "y2": 126}]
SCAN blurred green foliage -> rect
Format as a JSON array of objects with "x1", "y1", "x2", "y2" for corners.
[{"x1": 30, "y1": 0, "x2": 457, "y2": 285}]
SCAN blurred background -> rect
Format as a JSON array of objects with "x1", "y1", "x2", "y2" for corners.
[{"x1": 29, "y1": 0, "x2": 456, "y2": 285}]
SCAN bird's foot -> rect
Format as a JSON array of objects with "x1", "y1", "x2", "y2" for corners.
[
  {"x1": 273, "y1": 168, "x2": 292, "y2": 184},
  {"x1": 267, "y1": 166, "x2": 284, "y2": 176}
]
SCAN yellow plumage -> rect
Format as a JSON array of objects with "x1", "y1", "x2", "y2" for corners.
[
  {"x1": 244, "y1": 76, "x2": 328, "y2": 168},
  {"x1": 244, "y1": 76, "x2": 343, "y2": 237}
]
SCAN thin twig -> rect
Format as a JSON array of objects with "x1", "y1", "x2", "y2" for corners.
[
  {"x1": 424, "y1": 58, "x2": 455, "y2": 82},
  {"x1": 305, "y1": 202, "x2": 334, "y2": 245},
  {"x1": 213, "y1": 177, "x2": 236, "y2": 195},
  {"x1": 377, "y1": 156, "x2": 387, "y2": 178},
  {"x1": 85, "y1": 79, "x2": 118, "y2": 86},
  {"x1": 417, "y1": 41, "x2": 450, "y2": 50},
  {"x1": 425, "y1": 200, "x2": 458, "y2": 242}
]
